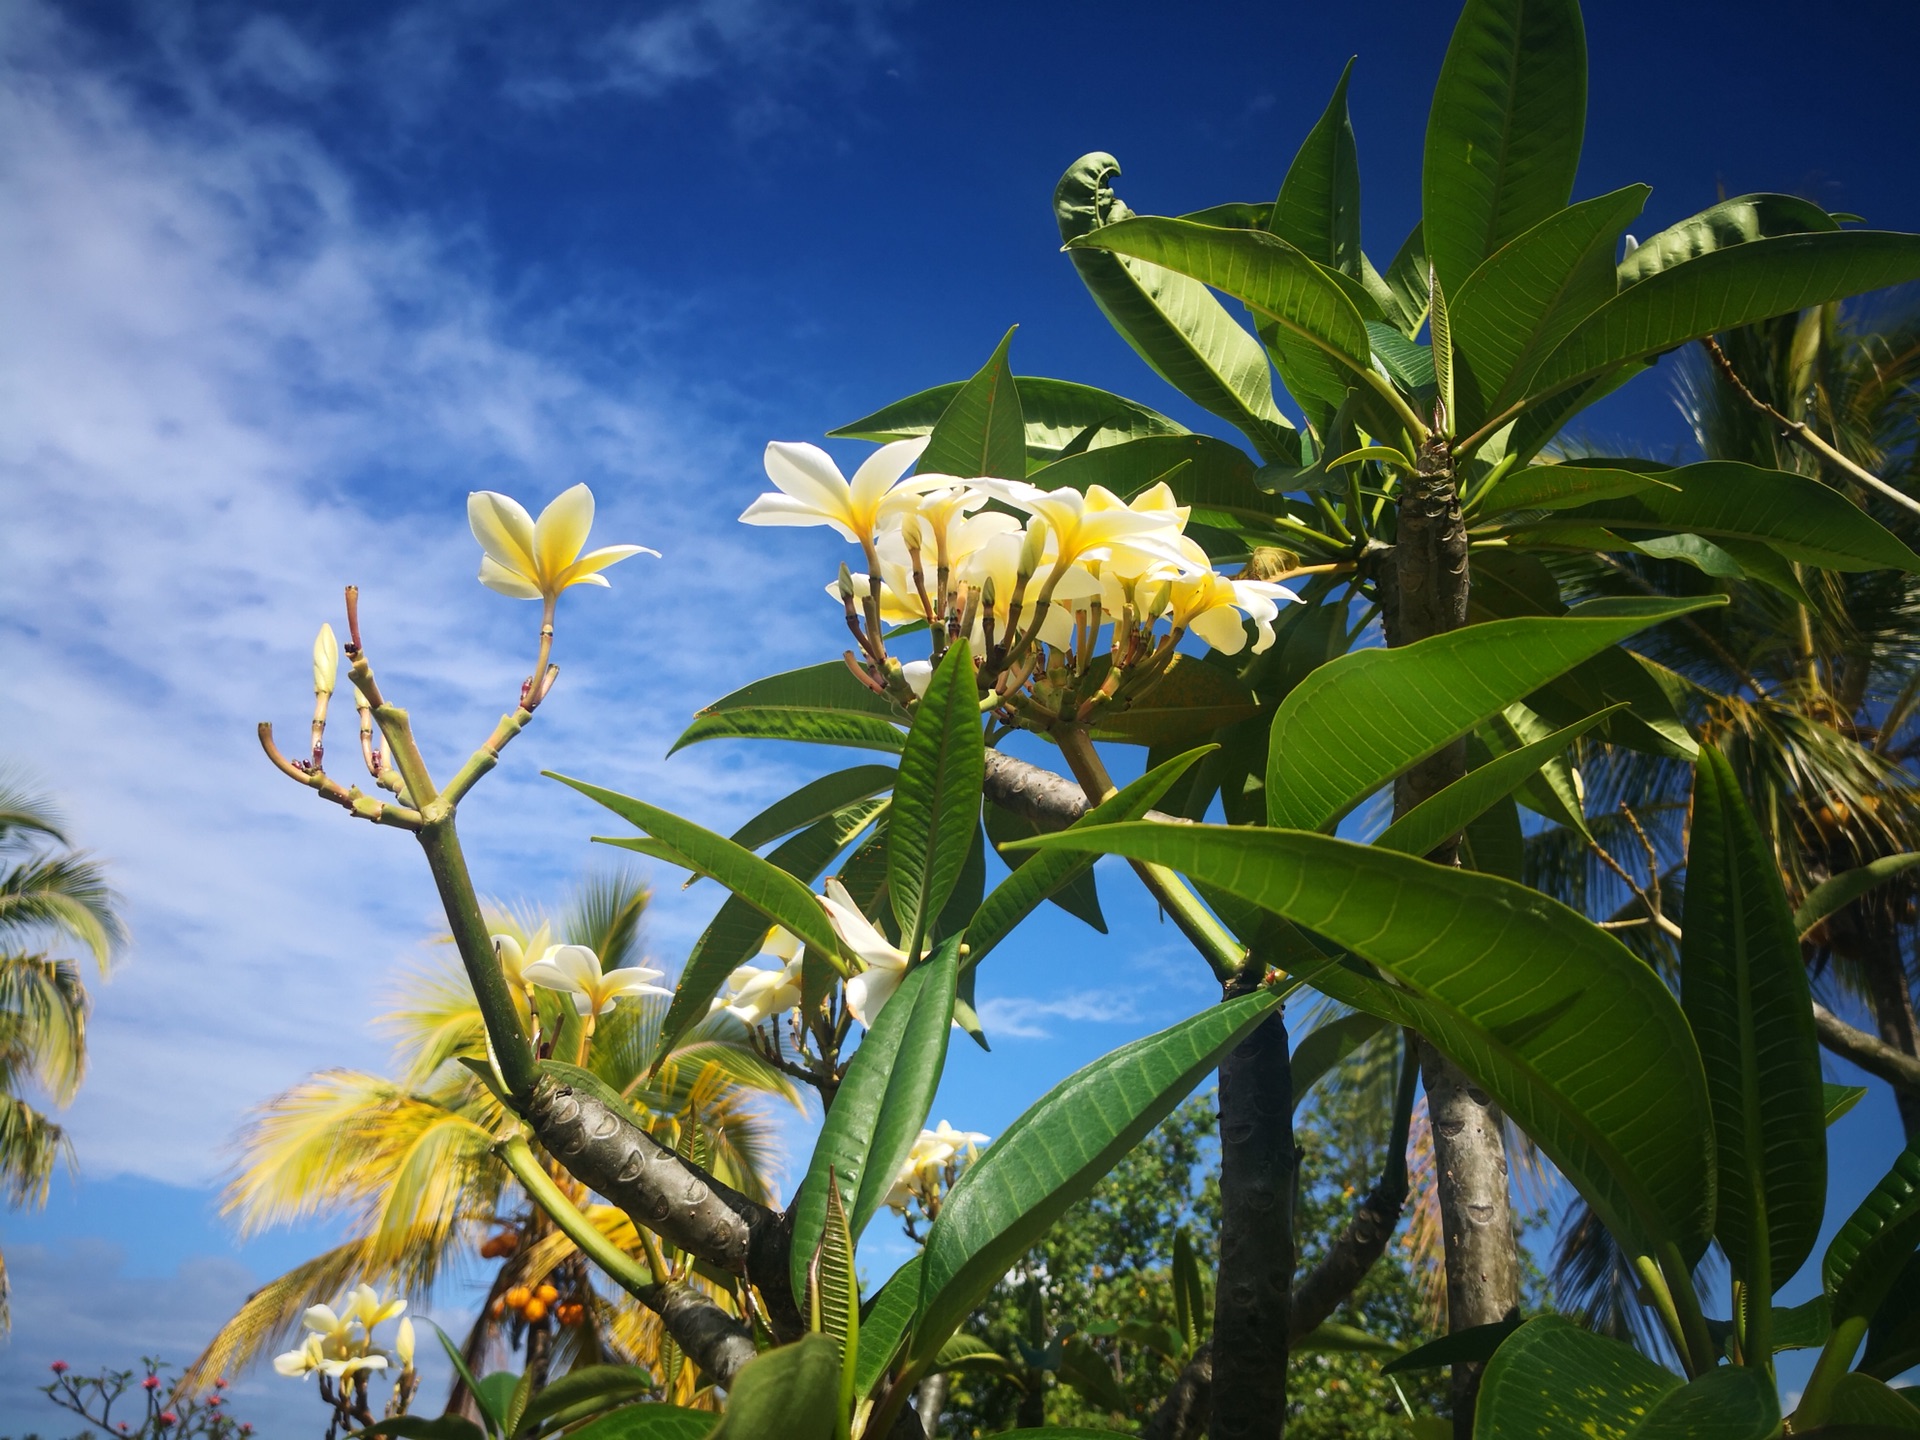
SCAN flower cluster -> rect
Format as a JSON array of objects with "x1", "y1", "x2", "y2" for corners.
[
  {"x1": 273, "y1": 1285, "x2": 412, "y2": 1382},
  {"x1": 740, "y1": 437, "x2": 1300, "y2": 726},
  {"x1": 884, "y1": 1120, "x2": 990, "y2": 1227},
  {"x1": 493, "y1": 933, "x2": 670, "y2": 1036}
]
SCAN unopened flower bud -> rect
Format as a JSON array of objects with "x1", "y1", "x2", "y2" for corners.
[
  {"x1": 312, "y1": 624, "x2": 340, "y2": 698},
  {"x1": 900, "y1": 513, "x2": 924, "y2": 552},
  {"x1": 980, "y1": 574, "x2": 997, "y2": 614},
  {"x1": 1018, "y1": 520, "x2": 1048, "y2": 578},
  {"x1": 836, "y1": 563, "x2": 857, "y2": 604},
  {"x1": 396, "y1": 1316, "x2": 415, "y2": 1368}
]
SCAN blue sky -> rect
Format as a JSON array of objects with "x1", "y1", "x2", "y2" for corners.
[{"x1": 2, "y1": 0, "x2": 1918, "y2": 1429}]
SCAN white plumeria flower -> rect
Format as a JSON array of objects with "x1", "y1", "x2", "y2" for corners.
[
  {"x1": 923, "y1": 1119, "x2": 990, "y2": 1164},
  {"x1": 955, "y1": 530, "x2": 1088, "y2": 651},
  {"x1": 395, "y1": 1316, "x2": 415, "y2": 1369},
  {"x1": 818, "y1": 878, "x2": 914, "y2": 1025},
  {"x1": 740, "y1": 437, "x2": 954, "y2": 544},
  {"x1": 885, "y1": 1121, "x2": 991, "y2": 1213},
  {"x1": 900, "y1": 660, "x2": 934, "y2": 698},
  {"x1": 321, "y1": 1352, "x2": 390, "y2": 1380},
  {"x1": 274, "y1": 1335, "x2": 327, "y2": 1379},
  {"x1": 468, "y1": 484, "x2": 658, "y2": 601},
  {"x1": 490, "y1": 922, "x2": 552, "y2": 992},
  {"x1": 301, "y1": 1301, "x2": 355, "y2": 1351},
  {"x1": 973, "y1": 480, "x2": 1197, "y2": 573},
  {"x1": 1164, "y1": 537, "x2": 1301, "y2": 654},
  {"x1": 522, "y1": 944, "x2": 672, "y2": 1017},
  {"x1": 710, "y1": 927, "x2": 805, "y2": 1026},
  {"x1": 343, "y1": 1283, "x2": 406, "y2": 1331}
]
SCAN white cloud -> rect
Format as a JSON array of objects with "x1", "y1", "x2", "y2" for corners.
[
  {"x1": 0, "y1": 4, "x2": 840, "y2": 1185},
  {"x1": 974, "y1": 992, "x2": 1141, "y2": 1041}
]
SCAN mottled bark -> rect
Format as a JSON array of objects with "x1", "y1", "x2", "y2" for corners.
[
  {"x1": 1142, "y1": 1342, "x2": 1212, "y2": 1440},
  {"x1": 1211, "y1": 1003, "x2": 1294, "y2": 1440},
  {"x1": 1383, "y1": 436, "x2": 1522, "y2": 1437},
  {"x1": 984, "y1": 748, "x2": 1090, "y2": 829},
  {"x1": 645, "y1": 1280, "x2": 760, "y2": 1386},
  {"x1": 914, "y1": 1370, "x2": 949, "y2": 1437},
  {"x1": 1814, "y1": 1003, "x2": 1920, "y2": 1094},
  {"x1": 525, "y1": 1078, "x2": 803, "y2": 1338}
]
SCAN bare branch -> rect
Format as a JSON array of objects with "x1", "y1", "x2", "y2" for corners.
[
  {"x1": 1813, "y1": 1002, "x2": 1920, "y2": 1092},
  {"x1": 1142, "y1": 1342, "x2": 1212, "y2": 1440}
]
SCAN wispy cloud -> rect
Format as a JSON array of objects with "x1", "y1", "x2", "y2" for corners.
[
  {"x1": 0, "y1": 2, "x2": 839, "y2": 1185},
  {"x1": 974, "y1": 993, "x2": 1142, "y2": 1041}
]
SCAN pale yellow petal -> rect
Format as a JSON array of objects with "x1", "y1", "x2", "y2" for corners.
[
  {"x1": 479, "y1": 555, "x2": 544, "y2": 599},
  {"x1": 533, "y1": 484, "x2": 596, "y2": 584},
  {"x1": 469, "y1": 492, "x2": 537, "y2": 575}
]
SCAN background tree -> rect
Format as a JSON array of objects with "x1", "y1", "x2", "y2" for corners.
[
  {"x1": 0, "y1": 773, "x2": 125, "y2": 1331},
  {"x1": 184, "y1": 872, "x2": 800, "y2": 1404}
]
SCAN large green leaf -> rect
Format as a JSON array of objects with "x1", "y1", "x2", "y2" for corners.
[
  {"x1": 917, "y1": 327, "x2": 1027, "y2": 481},
  {"x1": 1475, "y1": 460, "x2": 1679, "y2": 514},
  {"x1": 1468, "y1": 551, "x2": 1698, "y2": 758},
  {"x1": 671, "y1": 663, "x2": 907, "y2": 755},
  {"x1": 1373, "y1": 705, "x2": 1621, "y2": 859},
  {"x1": 705, "y1": 1335, "x2": 838, "y2": 1440},
  {"x1": 1008, "y1": 825, "x2": 1715, "y2": 1258},
  {"x1": 1055, "y1": 154, "x2": 1299, "y2": 464},
  {"x1": 565, "y1": 1407, "x2": 716, "y2": 1440},
  {"x1": 1522, "y1": 231, "x2": 1920, "y2": 411},
  {"x1": 1092, "y1": 654, "x2": 1261, "y2": 748},
  {"x1": 887, "y1": 641, "x2": 985, "y2": 949},
  {"x1": 1022, "y1": 434, "x2": 1285, "y2": 529},
  {"x1": 965, "y1": 746, "x2": 1210, "y2": 968},
  {"x1": 518, "y1": 1366, "x2": 659, "y2": 1435},
  {"x1": 729, "y1": 766, "x2": 896, "y2": 853},
  {"x1": 830, "y1": 376, "x2": 1187, "y2": 465},
  {"x1": 1289, "y1": 1011, "x2": 1389, "y2": 1112},
  {"x1": 1512, "y1": 461, "x2": 1920, "y2": 572},
  {"x1": 1618, "y1": 193, "x2": 1838, "y2": 289},
  {"x1": 1453, "y1": 184, "x2": 1649, "y2": 416},
  {"x1": 651, "y1": 797, "x2": 888, "y2": 1069},
  {"x1": 1810, "y1": 1373, "x2": 1920, "y2": 1433},
  {"x1": 1861, "y1": 1255, "x2": 1920, "y2": 1381},
  {"x1": 1422, "y1": 0, "x2": 1587, "y2": 293},
  {"x1": 855, "y1": 1255, "x2": 922, "y2": 1400},
  {"x1": 788, "y1": 937, "x2": 959, "y2": 1300},
  {"x1": 1263, "y1": 596, "x2": 1723, "y2": 831},
  {"x1": 1684, "y1": 747, "x2": 1826, "y2": 1295},
  {"x1": 1825, "y1": 1138, "x2": 1920, "y2": 1325},
  {"x1": 1064, "y1": 216, "x2": 1395, "y2": 434},
  {"x1": 1472, "y1": 1316, "x2": 1777, "y2": 1440},
  {"x1": 911, "y1": 986, "x2": 1287, "y2": 1360},
  {"x1": 551, "y1": 775, "x2": 843, "y2": 961},
  {"x1": 1797, "y1": 855, "x2": 1920, "y2": 938},
  {"x1": 1270, "y1": 59, "x2": 1361, "y2": 277},
  {"x1": 983, "y1": 800, "x2": 1105, "y2": 934}
]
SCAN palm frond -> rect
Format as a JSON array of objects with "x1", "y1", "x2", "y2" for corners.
[
  {"x1": 0, "y1": 954, "x2": 89, "y2": 1102},
  {"x1": 1550, "y1": 1199, "x2": 1672, "y2": 1359},
  {"x1": 565, "y1": 870, "x2": 651, "y2": 973},
  {"x1": 0, "y1": 1092, "x2": 74, "y2": 1207},
  {"x1": 0, "y1": 774, "x2": 69, "y2": 851},
  {"x1": 0, "y1": 852, "x2": 125, "y2": 971}
]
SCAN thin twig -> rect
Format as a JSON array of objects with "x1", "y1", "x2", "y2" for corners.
[{"x1": 1588, "y1": 829, "x2": 1683, "y2": 941}]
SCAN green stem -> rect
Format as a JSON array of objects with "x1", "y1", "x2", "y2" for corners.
[
  {"x1": 1794, "y1": 1315, "x2": 1868, "y2": 1429},
  {"x1": 416, "y1": 819, "x2": 538, "y2": 1099},
  {"x1": 497, "y1": 1136, "x2": 656, "y2": 1300},
  {"x1": 1052, "y1": 724, "x2": 1247, "y2": 984},
  {"x1": 1657, "y1": 1242, "x2": 1717, "y2": 1378},
  {"x1": 1632, "y1": 1255, "x2": 1692, "y2": 1369}
]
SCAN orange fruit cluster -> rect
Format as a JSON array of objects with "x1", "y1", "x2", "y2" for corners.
[
  {"x1": 492, "y1": 1282, "x2": 562, "y2": 1323},
  {"x1": 478, "y1": 1231, "x2": 521, "y2": 1260}
]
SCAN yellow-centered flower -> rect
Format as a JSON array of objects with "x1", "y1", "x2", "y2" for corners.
[
  {"x1": 468, "y1": 484, "x2": 657, "y2": 601},
  {"x1": 522, "y1": 943, "x2": 671, "y2": 1017},
  {"x1": 740, "y1": 437, "x2": 954, "y2": 544}
]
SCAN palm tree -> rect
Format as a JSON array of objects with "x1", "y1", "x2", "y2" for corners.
[
  {"x1": 184, "y1": 872, "x2": 803, "y2": 1404},
  {"x1": 1527, "y1": 295, "x2": 1920, "y2": 1343},
  {"x1": 0, "y1": 772, "x2": 125, "y2": 1330}
]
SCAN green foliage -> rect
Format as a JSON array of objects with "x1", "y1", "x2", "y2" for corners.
[{"x1": 887, "y1": 641, "x2": 986, "y2": 951}]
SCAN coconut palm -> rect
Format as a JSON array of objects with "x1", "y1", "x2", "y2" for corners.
[
  {"x1": 0, "y1": 773, "x2": 125, "y2": 1330},
  {"x1": 1526, "y1": 296, "x2": 1920, "y2": 1346},
  {"x1": 184, "y1": 871, "x2": 803, "y2": 1403}
]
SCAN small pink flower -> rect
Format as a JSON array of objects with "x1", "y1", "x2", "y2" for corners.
[
  {"x1": 241, "y1": 1426, "x2": 254, "y2": 1435},
  {"x1": 215, "y1": 1378, "x2": 229, "y2": 1389},
  {"x1": 50, "y1": 1360, "x2": 69, "y2": 1374},
  {"x1": 142, "y1": 1376, "x2": 161, "y2": 1390},
  {"x1": 208, "y1": 1395, "x2": 223, "y2": 1407},
  {"x1": 159, "y1": 1413, "x2": 178, "y2": 1427}
]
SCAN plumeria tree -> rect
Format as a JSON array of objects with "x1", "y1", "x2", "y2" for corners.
[{"x1": 241, "y1": 1, "x2": 1920, "y2": 1436}]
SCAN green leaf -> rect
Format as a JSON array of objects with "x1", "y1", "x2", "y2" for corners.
[
  {"x1": 1263, "y1": 597, "x2": 1725, "y2": 831},
  {"x1": 1064, "y1": 216, "x2": 1399, "y2": 435},
  {"x1": 1007, "y1": 825, "x2": 1715, "y2": 1259},
  {"x1": 1476, "y1": 461, "x2": 1680, "y2": 514},
  {"x1": 518, "y1": 1367, "x2": 658, "y2": 1436},
  {"x1": 1481, "y1": 705, "x2": 1590, "y2": 837},
  {"x1": 1460, "y1": 789, "x2": 1525, "y2": 881},
  {"x1": 1054, "y1": 154, "x2": 1299, "y2": 464},
  {"x1": 854, "y1": 1255, "x2": 921, "y2": 1400},
  {"x1": 1422, "y1": 0, "x2": 1587, "y2": 293},
  {"x1": 1289, "y1": 1012, "x2": 1389, "y2": 1112},
  {"x1": 965, "y1": 746, "x2": 1210, "y2": 969},
  {"x1": 1796, "y1": 855, "x2": 1920, "y2": 938},
  {"x1": 476, "y1": 1375, "x2": 520, "y2": 1436},
  {"x1": 917, "y1": 327, "x2": 1027, "y2": 481},
  {"x1": 1619, "y1": 193, "x2": 1838, "y2": 289},
  {"x1": 1058, "y1": 1337, "x2": 1133, "y2": 1415},
  {"x1": 983, "y1": 800, "x2": 1106, "y2": 934},
  {"x1": 811, "y1": 1177, "x2": 859, "y2": 1420},
  {"x1": 729, "y1": 767, "x2": 896, "y2": 853},
  {"x1": 1513, "y1": 461, "x2": 1920, "y2": 572},
  {"x1": 429, "y1": 1323, "x2": 501, "y2": 1435},
  {"x1": 563, "y1": 1407, "x2": 716, "y2": 1440},
  {"x1": 1629, "y1": 1367, "x2": 1781, "y2": 1439},
  {"x1": 654, "y1": 798, "x2": 888, "y2": 1067},
  {"x1": 830, "y1": 376, "x2": 1187, "y2": 465},
  {"x1": 1862, "y1": 1255, "x2": 1920, "y2": 1381},
  {"x1": 1271, "y1": 58, "x2": 1361, "y2": 277},
  {"x1": 788, "y1": 937, "x2": 960, "y2": 1300},
  {"x1": 705, "y1": 1334, "x2": 839, "y2": 1440},
  {"x1": 1524, "y1": 231, "x2": 1920, "y2": 409},
  {"x1": 552, "y1": 775, "x2": 844, "y2": 962},
  {"x1": 1685, "y1": 747, "x2": 1827, "y2": 1293},
  {"x1": 1381, "y1": 1316, "x2": 1521, "y2": 1373},
  {"x1": 1825, "y1": 1138, "x2": 1920, "y2": 1325},
  {"x1": 358, "y1": 1419, "x2": 490, "y2": 1440},
  {"x1": 1473, "y1": 1317, "x2": 1677, "y2": 1440},
  {"x1": 672, "y1": 663, "x2": 906, "y2": 755},
  {"x1": 911, "y1": 986, "x2": 1286, "y2": 1361},
  {"x1": 1814, "y1": 1373, "x2": 1920, "y2": 1433},
  {"x1": 887, "y1": 641, "x2": 985, "y2": 949},
  {"x1": 1022, "y1": 433, "x2": 1292, "y2": 533},
  {"x1": 1092, "y1": 654, "x2": 1261, "y2": 748},
  {"x1": 1294, "y1": 1323, "x2": 1399, "y2": 1355},
  {"x1": 1374, "y1": 705, "x2": 1621, "y2": 858},
  {"x1": 1171, "y1": 1226, "x2": 1206, "y2": 1350},
  {"x1": 1453, "y1": 185, "x2": 1650, "y2": 415},
  {"x1": 1827, "y1": 1084, "x2": 1870, "y2": 1126},
  {"x1": 1379, "y1": 221, "x2": 1431, "y2": 337}
]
